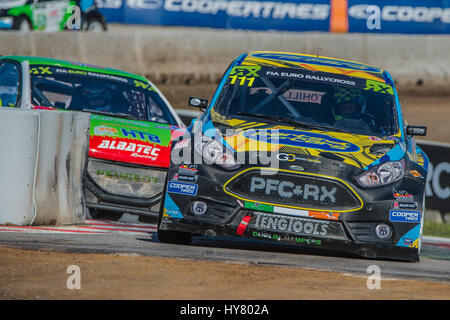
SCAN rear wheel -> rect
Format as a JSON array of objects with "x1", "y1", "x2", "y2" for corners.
[
  {"x1": 87, "y1": 208, "x2": 123, "y2": 221},
  {"x1": 13, "y1": 16, "x2": 31, "y2": 32}
]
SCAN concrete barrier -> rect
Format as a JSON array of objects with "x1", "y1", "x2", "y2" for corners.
[
  {"x1": 1, "y1": 27, "x2": 450, "y2": 93},
  {"x1": 0, "y1": 108, "x2": 90, "y2": 226}
]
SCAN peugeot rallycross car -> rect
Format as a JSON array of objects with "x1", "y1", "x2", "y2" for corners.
[
  {"x1": 0, "y1": 0, "x2": 106, "y2": 31},
  {"x1": 0, "y1": 56, "x2": 184, "y2": 220},
  {"x1": 158, "y1": 51, "x2": 429, "y2": 262}
]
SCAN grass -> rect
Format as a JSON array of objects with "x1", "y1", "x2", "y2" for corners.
[{"x1": 423, "y1": 221, "x2": 450, "y2": 238}]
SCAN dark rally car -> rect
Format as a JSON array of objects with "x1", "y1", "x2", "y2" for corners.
[{"x1": 158, "y1": 51, "x2": 429, "y2": 262}]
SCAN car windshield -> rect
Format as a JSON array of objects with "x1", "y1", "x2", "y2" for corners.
[
  {"x1": 213, "y1": 65, "x2": 398, "y2": 136},
  {"x1": 30, "y1": 65, "x2": 177, "y2": 125}
]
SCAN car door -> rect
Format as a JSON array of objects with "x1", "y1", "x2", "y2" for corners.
[
  {"x1": 0, "y1": 60, "x2": 22, "y2": 108},
  {"x1": 32, "y1": 0, "x2": 70, "y2": 31}
]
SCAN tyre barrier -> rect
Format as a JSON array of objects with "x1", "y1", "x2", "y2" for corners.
[{"x1": 0, "y1": 108, "x2": 90, "y2": 226}]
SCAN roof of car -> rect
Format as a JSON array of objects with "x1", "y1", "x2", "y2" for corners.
[
  {"x1": 241, "y1": 51, "x2": 386, "y2": 82},
  {"x1": 0, "y1": 55, "x2": 149, "y2": 82}
]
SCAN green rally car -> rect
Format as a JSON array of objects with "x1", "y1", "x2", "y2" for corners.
[
  {"x1": 0, "y1": 55, "x2": 186, "y2": 220},
  {"x1": 0, "y1": 0, "x2": 106, "y2": 31}
]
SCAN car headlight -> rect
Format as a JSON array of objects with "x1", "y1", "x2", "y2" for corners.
[
  {"x1": 194, "y1": 135, "x2": 240, "y2": 169},
  {"x1": 356, "y1": 160, "x2": 405, "y2": 187}
]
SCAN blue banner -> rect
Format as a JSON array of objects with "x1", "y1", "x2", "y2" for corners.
[
  {"x1": 97, "y1": 0, "x2": 450, "y2": 34},
  {"x1": 347, "y1": 0, "x2": 450, "y2": 34},
  {"x1": 98, "y1": 0, "x2": 331, "y2": 31}
]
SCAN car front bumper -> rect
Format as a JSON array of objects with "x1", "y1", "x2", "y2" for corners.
[
  {"x1": 160, "y1": 161, "x2": 425, "y2": 262},
  {"x1": 85, "y1": 157, "x2": 167, "y2": 217}
]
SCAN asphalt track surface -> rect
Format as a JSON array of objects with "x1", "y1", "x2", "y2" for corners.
[{"x1": 0, "y1": 219, "x2": 449, "y2": 283}]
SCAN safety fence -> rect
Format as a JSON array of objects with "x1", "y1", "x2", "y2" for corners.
[
  {"x1": 0, "y1": 109, "x2": 90, "y2": 226},
  {"x1": 98, "y1": 0, "x2": 450, "y2": 34}
]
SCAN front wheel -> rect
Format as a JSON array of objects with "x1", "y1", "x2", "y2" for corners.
[{"x1": 157, "y1": 227, "x2": 192, "y2": 245}]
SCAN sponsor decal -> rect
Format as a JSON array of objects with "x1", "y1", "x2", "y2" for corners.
[
  {"x1": 365, "y1": 79, "x2": 394, "y2": 95},
  {"x1": 396, "y1": 224, "x2": 420, "y2": 248},
  {"x1": 389, "y1": 210, "x2": 421, "y2": 223},
  {"x1": 254, "y1": 212, "x2": 330, "y2": 236},
  {"x1": 250, "y1": 176, "x2": 337, "y2": 204},
  {"x1": 276, "y1": 153, "x2": 321, "y2": 164},
  {"x1": 265, "y1": 70, "x2": 356, "y2": 86},
  {"x1": 127, "y1": 0, "x2": 162, "y2": 10},
  {"x1": 177, "y1": 164, "x2": 198, "y2": 175},
  {"x1": 96, "y1": 139, "x2": 160, "y2": 158},
  {"x1": 307, "y1": 211, "x2": 340, "y2": 221},
  {"x1": 409, "y1": 170, "x2": 423, "y2": 179},
  {"x1": 252, "y1": 231, "x2": 281, "y2": 241},
  {"x1": 403, "y1": 238, "x2": 414, "y2": 245},
  {"x1": 236, "y1": 215, "x2": 252, "y2": 236},
  {"x1": 121, "y1": 128, "x2": 161, "y2": 143},
  {"x1": 243, "y1": 129, "x2": 360, "y2": 153},
  {"x1": 230, "y1": 65, "x2": 261, "y2": 77},
  {"x1": 392, "y1": 202, "x2": 418, "y2": 210},
  {"x1": 94, "y1": 125, "x2": 119, "y2": 137},
  {"x1": 172, "y1": 173, "x2": 198, "y2": 182},
  {"x1": 167, "y1": 181, "x2": 198, "y2": 196},
  {"x1": 393, "y1": 190, "x2": 414, "y2": 202},
  {"x1": 253, "y1": 53, "x2": 379, "y2": 72},
  {"x1": 163, "y1": 193, "x2": 183, "y2": 218},
  {"x1": 162, "y1": 1, "x2": 330, "y2": 21},
  {"x1": 349, "y1": 4, "x2": 450, "y2": 24},
  {"x1": 89, "y1": 115, "x2": 172, "y2": 167},
  {"x1": 294, "y1": 237, "x2": 322, "y2": 245},
  {"x1": 95, "y1": 169, "x2": 160, "y2": 183}
]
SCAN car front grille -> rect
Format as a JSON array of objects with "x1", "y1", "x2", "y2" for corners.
[{"x1": 226, "y1": 169, "x2": 361, "y2": 211}]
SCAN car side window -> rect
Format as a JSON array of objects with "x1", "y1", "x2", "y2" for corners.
[{"x1": 0, "y1": 62, "x2": 20, "y2": 108}]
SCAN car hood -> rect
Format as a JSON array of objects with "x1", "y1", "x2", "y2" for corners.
[
  {"x1": 200, "y1": 113, "x2": 404, "y2": 171},
  {"x1": 89, "y1": 114, "x2": 184, "y2": 168}
]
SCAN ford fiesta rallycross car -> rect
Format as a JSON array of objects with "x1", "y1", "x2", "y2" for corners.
[
  {"x1": 0, "y1": 56, "x2": 184, "y2": 220},
  {"x1": 0, "y1": 0, "x2": 106, "y2": 32},
  {"x1": 158, "y1": 51, "x2": 429, "y2": 262}
]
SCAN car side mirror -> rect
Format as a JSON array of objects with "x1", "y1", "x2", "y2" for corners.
[
  {"x1": 188, "y1": 97, "x2": 208, "y2": 109},
  {"x1": 406, "y1": 125, "x2": 427, "y2": 136}
]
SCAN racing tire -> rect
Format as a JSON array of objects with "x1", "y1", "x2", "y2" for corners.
[
  {"x1": 418, "y1": 193, "x2": 426, "y2": 254},
  {"x1": 87, "y1": 208, "x2": 123, "y2": 221},
  {"x1": 13, "y1": 16, "x2": 31, "y2": 32},
  {"x1": 85, "y1": 19, "x2": 105, "y2": 32},
  {"x1": 157, "y1": 228, "x2": 192, "y2": 245}
]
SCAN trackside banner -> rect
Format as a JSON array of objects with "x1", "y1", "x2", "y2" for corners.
[
  {"x1": 98, "y1": 0, "x2": 331, "y2": 31},
  {"x1": 417, "y1": 141, "x2": 450, "y2": 214},
  {"x1": 98, "y1": 0, "x2": 450, "y2": 34}
]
